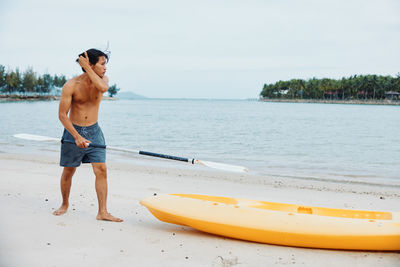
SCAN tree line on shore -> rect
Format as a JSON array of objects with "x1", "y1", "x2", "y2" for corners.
[
  {"x1": 0, "y1": 64, "x2": 120, "y2": 97},
  {"x1": 260, "y1": 74, "x2": 400, "y2": 100}
]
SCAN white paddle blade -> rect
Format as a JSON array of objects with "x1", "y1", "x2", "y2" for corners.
[
  {"x1": 196, "y1": 160, "x2": 248, "y2": 173},
  {"x1": 14, "y1": 133, "x2": 60, "y2": 142}
]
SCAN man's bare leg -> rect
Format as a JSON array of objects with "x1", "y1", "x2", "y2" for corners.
[
  {"x1": 92, "y1": 162, "x2": 123, "y2": 222},
  {"x1": 53, "y1": 167, "x2": 76, "y2": 215}
]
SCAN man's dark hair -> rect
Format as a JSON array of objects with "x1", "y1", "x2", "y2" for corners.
[{"x1": 76, "y1": 48, "x2": 110, "y2": 72}]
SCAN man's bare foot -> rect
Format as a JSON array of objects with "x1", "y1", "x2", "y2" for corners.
[
  {"x1": 96, "y1": 212, "x2": 123, "y2": 222},
  {"x1": 53, "y1": 205, "x2": 68, "y2": 216}
]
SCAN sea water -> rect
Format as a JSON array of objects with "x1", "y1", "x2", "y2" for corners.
[{"x1": 0, "y1": 99, "x2": 399, "y2": 185}]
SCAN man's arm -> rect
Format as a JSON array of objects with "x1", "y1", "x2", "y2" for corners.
[
  {"x1": 58, "y1": 81, "x2": 91, "y2": 148},
  {"x1": 78, "y1": 52, "x2": 109, "y2": 93}
]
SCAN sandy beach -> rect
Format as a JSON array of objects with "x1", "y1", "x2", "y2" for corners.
[{"x1": 0, "y1": 152, "x2": 399, "y2": 267}]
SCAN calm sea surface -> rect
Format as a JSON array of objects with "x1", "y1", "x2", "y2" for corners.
[{"x1": 0, "y1": 99, "x2": 399, "y2": 185}]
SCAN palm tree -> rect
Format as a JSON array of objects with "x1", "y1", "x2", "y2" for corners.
[
  {"x1": 22, "y1": 68, "x2": 36, "y2": 95},
  {"x1": 5, "y1": 69, "x2": 21, "y2": 94},
  {"x1": 0, "y1": 65, "x2": 6, "y2": 93},
  {"x1": 108, "y1": 84, "x2": 120, "y2": 97}
]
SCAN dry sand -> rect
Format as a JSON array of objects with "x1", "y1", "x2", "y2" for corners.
[{"x1": 0, "y1": 153, "x2": 399, "y2": 267}]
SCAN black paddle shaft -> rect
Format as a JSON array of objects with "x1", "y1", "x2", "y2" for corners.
[
  {"x1": 138, "y1": 150, "x2": 190, "y2": 162},
  {"x1": 61, "y1": 139, "x2": 192, "y2": 163}
]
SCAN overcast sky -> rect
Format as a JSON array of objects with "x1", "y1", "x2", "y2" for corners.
[{"x1": 1, "y1": 0, "x2": 399, "y2": 99}]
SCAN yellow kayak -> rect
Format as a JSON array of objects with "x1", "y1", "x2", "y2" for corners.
[{"x1": 140, "y1": 194, "x2": 400, "y2": 251}]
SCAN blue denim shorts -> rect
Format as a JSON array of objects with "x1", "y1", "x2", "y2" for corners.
[{"x1": 60, "y1": 122, "x2": 106, "y2": 167}]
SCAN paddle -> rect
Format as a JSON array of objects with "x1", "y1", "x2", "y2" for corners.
[{"x1": 13, "y1": 133, "x2": 248, "y2": 173}]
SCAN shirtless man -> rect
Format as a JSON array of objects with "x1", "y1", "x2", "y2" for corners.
[{"x1": 53, "y1": 48, "x2": 122, "y2": 222}]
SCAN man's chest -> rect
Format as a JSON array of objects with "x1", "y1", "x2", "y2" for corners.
[{"x1": 72, "y1": 86, "x2": 102, "y2": 104}]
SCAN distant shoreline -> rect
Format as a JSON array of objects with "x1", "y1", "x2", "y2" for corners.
[
  {"x1": 259, "y1": 98, "x2": 400, "y2": 106},
  {"x1": 0, "y1": 95, "x2": 60, "y2": 101},
  {"x1": 0, "y1": 94, "x2": 116, "y2": 101},
  {"x1": 1, "y1": 94, "x2": 399, "y2": 105}
]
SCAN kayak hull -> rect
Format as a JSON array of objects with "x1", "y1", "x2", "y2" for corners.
[{"x1": 140, "y1": 194, "x2": 400, "y2": 251}]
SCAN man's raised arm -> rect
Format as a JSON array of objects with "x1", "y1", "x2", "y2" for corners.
[{"x1": 78, "y1": 52, "x2": 109, "y2": 93}]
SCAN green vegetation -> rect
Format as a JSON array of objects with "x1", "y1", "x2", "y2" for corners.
[
  {"x1": 0, "y1": 65, "x2": 67, "y2": 96},
  {"x1": 260, "y1": 74, "x2": 400, "y2": 100},
  {"x1": 0, "y1": 64, "x2": 120, "y2": 97},
  {"x1": 108, "y1": 84, "x2": 120, "y2": 97}
]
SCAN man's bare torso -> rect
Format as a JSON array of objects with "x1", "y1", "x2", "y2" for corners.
[{"x1": 69, "y1": 75, "x2": 103, "y2": 126}]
